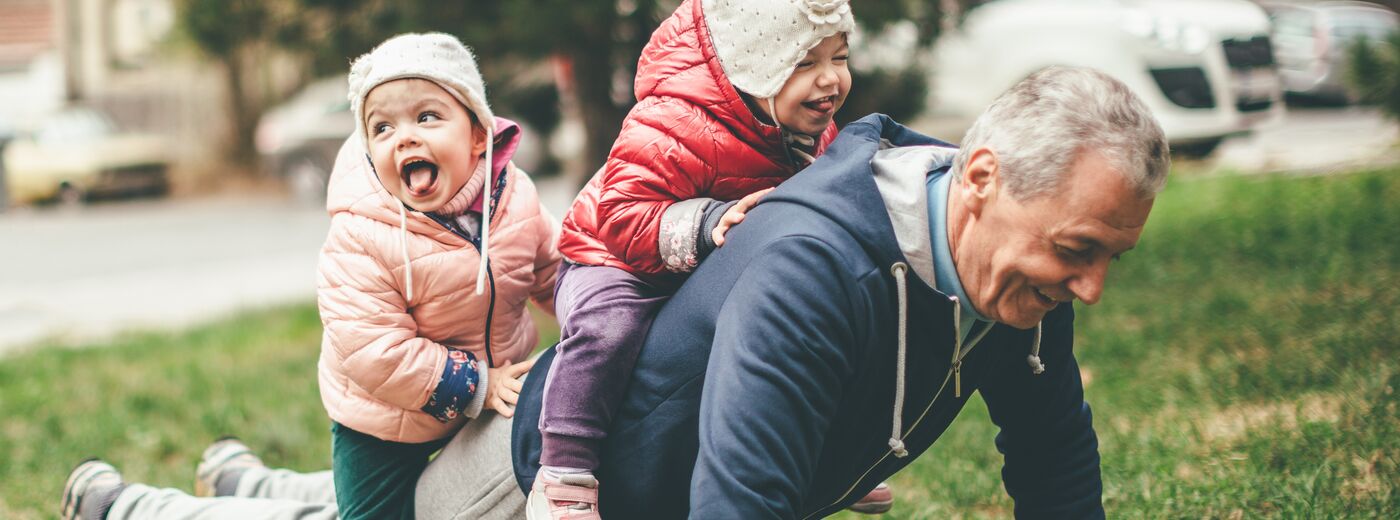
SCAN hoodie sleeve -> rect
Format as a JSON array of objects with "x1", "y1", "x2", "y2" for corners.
[
  {"x1": 690, "y1": 235, "x2": 866, "y2": 519},
  {"x1": 317, "y1": 216, "x2": 481, "y2": 418},
  {"x1": 978, "y1": 305, "x2": 1105, "y2": 519},
  {"x1": 594, "y1": 98, "x2": 718, "y2": 274}
]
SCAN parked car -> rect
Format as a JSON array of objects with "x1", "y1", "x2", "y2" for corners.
[
  {"x1": 256, "y1": 77, "x2": 547, "y2": 205},
  {"x1": 2, "y1": 107, "x2": 170, "y2": 206},
  {"x1": 1264, "y1": 1, "x2": 1399, "y2": 104},
  {"x1": 254, "y1": 77, "x2": 356, "y2": 205},
  {"x1": 0, "y1": 116, "x2": 13, "y2": 212},
  {"x1": 926, "y1": 0, "x2": 1283, "y2": 157}
]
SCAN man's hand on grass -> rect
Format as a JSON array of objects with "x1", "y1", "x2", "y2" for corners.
[{"x1": 484, "y1": 358, "x2": 535, "y2": 418}]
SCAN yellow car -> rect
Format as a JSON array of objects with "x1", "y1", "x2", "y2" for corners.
[{"x1": 3, "y1": 107, "x2": 170, "y2": 206}]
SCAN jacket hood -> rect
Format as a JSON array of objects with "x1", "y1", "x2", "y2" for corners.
[
  {"x1": 635, "y1": 0, "x2": 836, "y2": 162},
  {"x1": 762, "y1": 113, "x2": 956, "y2": 282},
  {"x1": 870, "y1": 135, "x2": 960, "y2": 288}
]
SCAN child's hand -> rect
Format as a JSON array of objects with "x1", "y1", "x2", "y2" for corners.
[
  {"x1": 484, "y1": 358, "x2": 536, "y2": 418},
  {"x1": 712, "y1": 188, "x2": 774, "y2": 247}
]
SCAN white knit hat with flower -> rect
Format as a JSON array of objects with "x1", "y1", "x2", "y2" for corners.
[
  {"x1": 346, "y1": 32, "x2": 499, "y2": 297},
  {"x1": 703, "y1": 0, "x2": 855, "y2": 99}
]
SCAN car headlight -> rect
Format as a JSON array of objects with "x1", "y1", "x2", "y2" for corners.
[{"x1": 1122, "y1": 9, "x2": 1211, "y2": 55}]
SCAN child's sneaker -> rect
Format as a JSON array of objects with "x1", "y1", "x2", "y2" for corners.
[
  {"x1": 526, "y1": 472, "x2": 601, "y2": 520},
  {"x1": 847, "y1": 481, "x2": 894, "y2": 515},
  {"x1": 194, "y1": 437, "x2": 264, "y2": 497},
  {"x1": 60, "y1": 458, "x2": 125, "y2": 520}
]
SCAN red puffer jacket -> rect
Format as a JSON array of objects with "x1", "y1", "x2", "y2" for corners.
[{"x1": 558, "y1": 0, "x2": 837, "y2": 277}]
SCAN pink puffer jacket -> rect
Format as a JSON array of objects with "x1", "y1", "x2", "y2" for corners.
[{"x1": 316, "y1": 135, "x2": 560, "y2": 443}]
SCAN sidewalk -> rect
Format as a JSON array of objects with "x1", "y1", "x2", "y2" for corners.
[
  {"x1": 0, "y1": 196, "x2": 328, "y2": 356},
  {"x1": 0, "y1": 174, "x2": 583, "y2": 357}
]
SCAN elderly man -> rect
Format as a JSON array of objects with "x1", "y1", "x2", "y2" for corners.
[{"x1": 514, "y1": 65, "x2": 1169, "y2": 519}]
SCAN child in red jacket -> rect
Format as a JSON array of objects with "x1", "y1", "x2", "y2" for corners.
[{"x1": 529, "y1": 1, "x2": 886, "y2": 518}]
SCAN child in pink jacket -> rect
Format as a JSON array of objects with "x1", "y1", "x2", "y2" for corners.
[{"x1": 317, "y1": 32, "x2": 560, "y2": 520}]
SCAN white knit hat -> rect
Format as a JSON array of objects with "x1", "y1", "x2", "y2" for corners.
[
  {"x1": 703, "y1": 0, "x2": 855, "y2": 99},
  {"x1": 347, "y1": 32, "x2": 498, "y2": 297},
  {"x1": 347, "y1": 32, "x2": 495, "y2": 153}
]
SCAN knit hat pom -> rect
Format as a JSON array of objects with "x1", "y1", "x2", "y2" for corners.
[{"x1": 703, "y1": 0, "x2": 856, "y2": 99}]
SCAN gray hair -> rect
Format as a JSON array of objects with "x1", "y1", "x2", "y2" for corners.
[{"x1": 950, "y1": 66, "x2": 1170, "y2": 200}]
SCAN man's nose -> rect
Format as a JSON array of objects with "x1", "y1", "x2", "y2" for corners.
[{"x1": 1068, "y1": 262, "x2": 1109, "y2": 305}]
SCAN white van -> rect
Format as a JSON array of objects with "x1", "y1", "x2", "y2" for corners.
[{"x1": 924, "y1": 0, "x2": 1284, "y2": 157}]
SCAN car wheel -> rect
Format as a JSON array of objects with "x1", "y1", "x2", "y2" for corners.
[{"x1": 286, "y1": 155, "x2": 330, "y2": 206}]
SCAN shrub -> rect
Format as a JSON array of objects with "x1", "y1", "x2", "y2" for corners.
[{"x1": 1346, "y1": 32, "x2": 1400, "y2": 119}]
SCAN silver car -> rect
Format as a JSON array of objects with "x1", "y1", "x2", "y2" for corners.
[
  {"x1": 1267, "y1": 1, "x2": 1399, "y2": 103},
  {"x1": 256, "y1": 77, "x2": 547, "y2": 205}
]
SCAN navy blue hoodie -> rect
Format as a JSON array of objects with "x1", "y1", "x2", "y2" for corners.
[{"x1": 514, "y1": 114, "x2": 1103, "y2": 519}]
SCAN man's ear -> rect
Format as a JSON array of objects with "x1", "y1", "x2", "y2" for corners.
[{"x1": 960, "y1": 146, "x2": 999, "y2": 215}]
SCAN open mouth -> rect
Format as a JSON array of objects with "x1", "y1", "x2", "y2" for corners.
[
  {"x1": 1033, "y1": 287, "x2": 1061, "y2": 308},
  {"x1": 801, "y1": 95, "x2": 838, "y2": 114},
  {"x1": 400, "y1": 160, "x2": 439, "y2": 197}
]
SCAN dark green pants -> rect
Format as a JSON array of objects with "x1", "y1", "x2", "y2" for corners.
[{"x1": 331, "y1": 422, "x2": 449, "y2": 520}]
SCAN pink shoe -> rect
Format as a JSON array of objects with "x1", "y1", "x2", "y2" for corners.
[
  {"x1": 526, "y1": 472, "x2": 601, "y2": 520},
  {"x1": 847, "y1": 481, "x2": 894, "y2": 514}
]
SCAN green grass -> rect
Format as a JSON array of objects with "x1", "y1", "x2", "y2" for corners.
[
  {"x1": 3, "y1": 168, "x2": 1399, "y2": 518},
  {"x1": 0, "y1": 305, "x2": 559, "y2": 520}
]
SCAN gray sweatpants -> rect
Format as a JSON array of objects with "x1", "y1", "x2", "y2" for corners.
[{"x1": 106, "y1": 413, "x2": 524, "y2": 520}]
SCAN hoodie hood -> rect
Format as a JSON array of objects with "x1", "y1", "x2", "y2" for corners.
[
  {"x1": 870, "y1": 142, "x2": 960, "y2": 288},
  {"x1": 471, "y1": 117, "x2": 521, "y2": 214},
  {"x1": 760, "y1": 114, "x2": 952, "y2": 276}
]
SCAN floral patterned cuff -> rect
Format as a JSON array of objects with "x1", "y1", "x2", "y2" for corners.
[
  {"x1": 659, "y1": 197, "x2": 717, "y2": 273},
  {"x1": 421, "y1": 349, "x2": 482, "y2": 423}
]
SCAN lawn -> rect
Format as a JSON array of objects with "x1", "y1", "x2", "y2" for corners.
[{"x1": 3, "y1": 167, "x2": 1398, "y2": 518}]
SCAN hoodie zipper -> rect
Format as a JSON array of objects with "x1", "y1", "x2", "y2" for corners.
[
  {"x1": 803, "y1": 289, "x2": 992, "y2": 519},
  {"x1": 426, "y1": 213, "x2": 498, "y2": 367}
]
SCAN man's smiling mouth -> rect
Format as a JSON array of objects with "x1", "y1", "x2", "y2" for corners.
[{"x1": 1034, "y1": 287, "x2": 1067, "y2": 307}]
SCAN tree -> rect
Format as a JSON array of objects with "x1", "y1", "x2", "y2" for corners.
[
  {"x1": 318, "y1": 0, "x2": 959, "y2": 181},
  {"x1": 1347, "y1": 32, "x2": 1400, "y2": 121},
  {"x1": 177, "y1": 0, "x2": 274, "y2": 167},
  {"x1": 177, "y1": 0, "x2": 975, "y2": 175}
]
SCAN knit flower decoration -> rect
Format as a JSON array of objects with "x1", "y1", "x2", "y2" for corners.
[{"x1": 799, "y1": 0, "x2": 851, "y2": 25}]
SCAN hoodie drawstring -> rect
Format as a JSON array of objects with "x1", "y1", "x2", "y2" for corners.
[
  {"x1": 884, "y1": 262, "x2": 1046, "y2": 460},
  {"x1": 398, "y1": 199, "x2": 413, "y2": 302},
  {"x1": 951, "y1": 295, "x2": 963, "y2": 397},
  {"x1": 386, "y1": 127, "x2": 497, "y2": 304},
  {"x1": 1028, "y1": 322, "x2": 1045, "y2": 374},
  {"x1": 887, "y1": 262, "x2": 909, "y2": 458},
  {"x1": 475, "y1": 134, "x2": 493, "y2": 295}
]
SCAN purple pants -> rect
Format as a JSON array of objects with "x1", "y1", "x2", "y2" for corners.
[{"x1": 539, "y1": 261, "x2": 670, "y2": 469}]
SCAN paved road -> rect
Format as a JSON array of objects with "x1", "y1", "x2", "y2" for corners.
[
  {"x1": 1211, "y1": 106, "x2": 1399, "y2": 174},
  {"x1": 0, "y1": 107, "x2": 1394, "y2": 356},
  {"x1": 0, "y1": 197, "x2": 329, "y2": 355}
]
